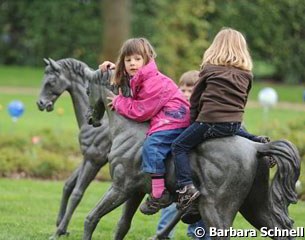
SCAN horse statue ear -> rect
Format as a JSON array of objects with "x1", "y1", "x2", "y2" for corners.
[
  {"x1": 48, "y1": 58, "x2": 61, "y2": 72},
  {"x1": 43, "y1": 58, "x2": 50, "y2": 66}
]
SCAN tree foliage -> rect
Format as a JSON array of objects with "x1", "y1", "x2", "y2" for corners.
[
  {"x1": 210, "y1": 0, "x2": 305, "y2": 83},
  {"x1": 151, "y1": 0, "x2": 215, "y2": 80},
  {"x1": 0, "y1": 0, "x2": 101, "y2": 66},
  {"x1": 1, "y1": 0, "x2": 305, "y2": 83}
]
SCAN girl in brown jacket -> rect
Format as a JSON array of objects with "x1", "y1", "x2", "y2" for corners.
[{"x1": 172, "y1": 27, "x2": 268, "y2": 210}]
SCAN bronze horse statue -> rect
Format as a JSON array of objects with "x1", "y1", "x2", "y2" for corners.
[
  {"x1": 84, "y1": 68, "x2": 300, "y2": 240},
  {"x1": 37, "y1": 58, "x2": 112, "y2": 239}
]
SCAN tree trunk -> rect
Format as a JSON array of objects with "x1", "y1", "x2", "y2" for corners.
[{"x1": 100, "y1": 0, "x2": 131, "y2": 62}]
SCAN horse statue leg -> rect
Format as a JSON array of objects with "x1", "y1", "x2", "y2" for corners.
[
  {"x1": 114, "y1": 192, "x2": 145, "y2": 240},
  {"x1": 51, "y1": 158, "x2": 106, "y2": 239},
  {"x1": 198, "y1": 195, "x2": 242, "y2": 240},
  {"x1": 56, "y1": 166, "x2": 81, "y2": 226},
  {"x1": 241, "y1": 140, "x2": 300, "y2": 239},
  {"x1": 83, "y1": 185, "x2": 129, "y2": 240},
  {"x1": 239, "y1": 159, "x2": 272, "y2": 230}
]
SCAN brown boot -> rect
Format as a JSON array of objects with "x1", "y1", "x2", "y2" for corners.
[
  {"x1": 181, "y1": 199, "x2": 201, "y2": 224},
  {"x1": 176, "y1": 184, "x2": 200, "y2": 211},
  {"x1": 139, "y1": 190, "x2": 172, "y2": 215}
]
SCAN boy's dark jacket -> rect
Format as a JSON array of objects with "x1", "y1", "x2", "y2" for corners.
[{"x1": 190, "y1": 64, "x2": 253, "y2": 123}]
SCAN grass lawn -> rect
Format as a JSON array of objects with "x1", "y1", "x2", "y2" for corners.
[
  {"x1": 243, "y1": 107, "x2": 305, "y2": 134},
  {"x1": 0, "y1": 65, "x2": 44, "y2": 87},
  {"x1": 0, "y1": 92, "x2": 78, "y2": 135},
  {"x1": 0, "y1": 66, "x2": 304, "y2": 239},
  {"x1": 248, "y1": 81, "x2": 305, "y2": 103},
  {"x1": 0, "y1": 179, "x2": 304, "y2": 240}
]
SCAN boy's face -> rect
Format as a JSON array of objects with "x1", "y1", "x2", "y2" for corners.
[{"x1": 179, "y1": 84, "x2": 194, "y2": 101}]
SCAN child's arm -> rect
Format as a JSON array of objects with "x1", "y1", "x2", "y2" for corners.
[
  {"x1": 190, "y1": 77, "x2": 206, "y2": 122},
  {"x1": 113, "y1": 80, "x2": 175, "y2": 122}
]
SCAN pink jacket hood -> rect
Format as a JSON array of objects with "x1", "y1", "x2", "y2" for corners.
[{"x1": 113, "y1": 60, "x2": 190, "y2": 135}]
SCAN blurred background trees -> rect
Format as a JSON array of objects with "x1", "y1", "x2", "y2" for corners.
[{"x1": 1, "y1": 0, "x2": 305, "y2": 83}]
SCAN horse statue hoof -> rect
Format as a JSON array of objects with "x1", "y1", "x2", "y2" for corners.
[
  {"x1": 49, "y1": 231, "x2": 69, "y2": 240},
  {"x1": 49, "y1": 235, "x2": 58, "y2": 240}
]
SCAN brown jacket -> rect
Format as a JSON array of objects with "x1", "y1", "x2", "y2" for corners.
[{"x1": 190, "y1": 64, "x2": 252, "y2": 123}]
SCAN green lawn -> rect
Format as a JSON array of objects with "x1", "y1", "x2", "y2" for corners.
[
  {"x1": 248, "y1": 81, "x2": 305, "y2": 103},
  {"x1": 0, "y1": 65, "x2": 44, "y2": 87},
  {"x1": 0, "y1": 66, "x2": 304, "y2": 239},
  {"x1": 0, "y1": 92, "x2": 78, "y2": 134},
  {"x1": 243, "y1": 107, "x2": 305, "y2": 134},
  {"x1": 0, "y1": 179, "x2": 304, "y2": 240}
]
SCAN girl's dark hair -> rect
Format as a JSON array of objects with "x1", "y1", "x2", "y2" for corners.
[{"x1": 113, "y1": 38, "x2": 157, "y2": 85}]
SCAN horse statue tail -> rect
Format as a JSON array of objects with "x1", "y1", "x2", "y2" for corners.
[{"x1": 257, "y1": 139, "x2": 300, "y2": 229}]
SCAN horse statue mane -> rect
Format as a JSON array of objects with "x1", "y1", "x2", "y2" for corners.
[{"x1": 83, "y1": 69, "x2": 301, "y2": 240}]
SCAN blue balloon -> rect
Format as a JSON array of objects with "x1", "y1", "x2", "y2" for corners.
[{"x1": 7, "y1": 100, "x2": 24, "y2": 118}]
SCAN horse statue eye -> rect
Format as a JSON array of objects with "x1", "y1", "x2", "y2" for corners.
[
  {"x1": 50, "y1": 79, "x2": 57, "y2": 87},
  {"x1": 86, "y1": 87, "x2": 90, "y2": 96}
]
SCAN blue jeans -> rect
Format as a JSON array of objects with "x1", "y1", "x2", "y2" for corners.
[
  {"x1": 142, "y1": 128, "x2": 186, "y2": 174},
  {"x1": 236, "y1": 125, "x2": 260, "y2": 141},
  {"x1": 157, "y1": 203, "x2": 210, "y2": 240},
  {"x1": 172, "y1": 121, "x2": 241, "y2": 188},
  {"x1": 157, "y1": 203, "x2": 177, "y2": 238},
  {"x1": 187, "y1": 220, "x2": 211, "y2": 240}
]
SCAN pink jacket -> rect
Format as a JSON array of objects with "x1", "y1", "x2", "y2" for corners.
[{"x1": 113, "y1": 60, "x2": 190, "y2": 135}]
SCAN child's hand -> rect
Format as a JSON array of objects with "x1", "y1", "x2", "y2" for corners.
[
  {"x1": 107, "y1": 95, "x2": 115, "y2": 110},
  {"x1": 106, "y1": 88, "x2": 123, "y2": 110},
  {"x1": 99, "y1": 61, "x2": 115, "y2": 72}
]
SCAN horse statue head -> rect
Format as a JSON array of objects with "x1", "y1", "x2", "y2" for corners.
[
  {"x1": 37, "y1": 58, "x2": 89, "y2": 111},
  {"x1": 85, "y1": 68, "x2": 131, "y2": 127}
]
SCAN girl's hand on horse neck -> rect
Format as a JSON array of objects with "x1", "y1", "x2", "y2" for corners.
[
  {"x1": 99, "y1": 61, "x2": 115, "y2": 72},
  {"x1": 107, "y1": 88, "x2": 121, "y2": 110}
]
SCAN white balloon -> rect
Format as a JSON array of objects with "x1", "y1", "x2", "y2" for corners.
[
  {"x1": 258, "y1": 87, "x2": 278, "y2": 107},
  {"x1": 295, "y1": 180, "x2": 303, "y2": 195}
]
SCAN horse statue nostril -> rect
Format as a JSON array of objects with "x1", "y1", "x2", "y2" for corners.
[
  {"x1": 37, "y1": 100, "x2": 45, "y2": 111},
  {"x1": 46, "y1": 102, "x2": 54, "y2": 112},
  {"x1": 87, "y1": 117, "x2": 93, "y2": 125}
]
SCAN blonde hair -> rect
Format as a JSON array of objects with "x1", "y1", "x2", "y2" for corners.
[
  {"x1": 178, "y1": 70, "x2": 199, "y2": 87},
  {"x1": 113, "y1": 38, "x2": 157, "y2": 85},
  {"x1": 201, "y1": 27, "x2": 253, "y2": 71}
]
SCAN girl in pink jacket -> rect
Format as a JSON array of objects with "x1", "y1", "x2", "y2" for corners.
[{"x1": 100, "y1": 38, "x2": 197, "y2": 215}]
